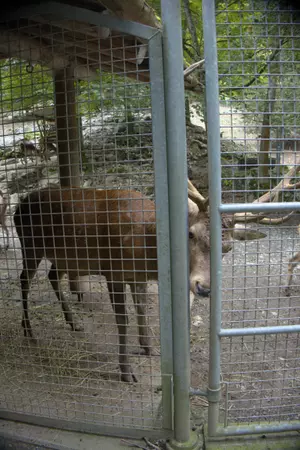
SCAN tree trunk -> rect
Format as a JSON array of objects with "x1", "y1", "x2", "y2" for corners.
[
  {"x1": 54, "y1": 67, "x2": 81, "y2": 188},
  {"x1": 258, "y1": 50, "x2": 280, "y2": 185}
]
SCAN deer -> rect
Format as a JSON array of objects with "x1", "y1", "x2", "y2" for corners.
[
  {"x1": 19, "y1": 139, "x2": 39, "y2": 164},
  {"x1": 14, "y1": 181, "x2": 262, "y2": 382},
  {"x1": 0, "y1": 190, "x2": 9, "y2": 250}
]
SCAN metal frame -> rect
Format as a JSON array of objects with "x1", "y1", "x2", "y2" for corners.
[
  {"x1": 203, "y1": 0, "x2": 300, "y2": 438},
  {"x1": 0, "y1": 0, "x2": 178, "y2": 439},
  {"x1": 0, "y1": 411, "x2": 172, "y2": 440},
  {"x1": 1, "y1": 2, "x2": 157, "y2": 40},
  {"x1": 202, "y1": 0, "x2": 223, "y2": 439},
  {"x1": 161, "y1": 0, "x2": 193, "y2": 447}
]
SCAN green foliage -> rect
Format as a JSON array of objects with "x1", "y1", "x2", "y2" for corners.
[
  {"x1": 77, "y1": 74, "x2": 151, "y2": 118},
  {"x1": 0, "y1": 59, "x2": 53, "y2": 113},
  {"x1": 1, "y1": 1, "x2": 299, "y2": 149},
  {"x1": 0, "y1": 60, "x2": 151, "y2": 122},
  {"x1": 215, "y1": 1, "x2": 300, "y2": 134}
]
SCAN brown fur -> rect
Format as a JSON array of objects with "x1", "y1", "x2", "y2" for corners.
[{"x1": 14, "y1": 187, "x2": 211, "y2": 382}]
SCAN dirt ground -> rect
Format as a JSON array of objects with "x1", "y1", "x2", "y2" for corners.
[
  {"x1": 190, "y1": 214, "x2": 300, "y2": 429},
  {"x1": 0, "y1": 211, "x2": 299, "y2": 434}
]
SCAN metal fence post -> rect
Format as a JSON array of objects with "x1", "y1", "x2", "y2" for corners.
[
  {"x1": 202, "y1": 0, "x2": 223, "y2": 438},
  {"x1": 161, "y1": 0, "x2": 201, "y2": 448}
]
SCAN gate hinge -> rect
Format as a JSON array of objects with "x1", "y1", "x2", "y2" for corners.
[{"x1": 206, "y1": 387, "x2": 221, "y2": 403}]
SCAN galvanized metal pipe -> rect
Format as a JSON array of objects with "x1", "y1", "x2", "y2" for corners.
[
  {"x1": 161, "y1": 0, "x2": 191, "y2": 445},
  {"x1": 216, "y1": 421, "x2": 300, "y2": 436},
  {"x1": 220, "y1": 201, "x2": 300, "y2": 214},
  {"x1": 202, "y1": 0, "x2": 222, "y2": 436},
  {"x1": 219, "y1": 324, "x2": 300, "y2": 337},
  {"x1": 148, "y1": 31, "x2": 173, "y2": 431},
  {"x1": 202, "y1": 0, "x2": 222, "y2": 439}
]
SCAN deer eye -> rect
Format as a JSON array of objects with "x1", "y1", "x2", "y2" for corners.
[{"x1": 189, "y1": 231, "x2": 194, "y2": 240}]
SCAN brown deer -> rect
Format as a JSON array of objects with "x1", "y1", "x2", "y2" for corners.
[
  {"x1": 19, "y1": 139, "x2": 39, "y2": 164},
  {"x1": 13, "y1": 182, "x2": 247, "y2": 382}
]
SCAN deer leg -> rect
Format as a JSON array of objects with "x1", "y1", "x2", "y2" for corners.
[
  {"x1": 20, "y1": 261, "x2": 40, "y2": 338},
  {"x1": 48, "y1": 263, "x2": 83, "y2": 331},
  {"x1": 107, "y1": 281, "x2": 137, "y2": 383},
  {"x1": 286, "y1": 252, "x2": 300, "y2": 296},
  {"x1": 129, "y1": 282, "x2": 151, "y2": 356}
]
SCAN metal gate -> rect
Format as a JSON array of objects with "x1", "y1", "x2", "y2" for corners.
[
  {"x1": 202, "y1": 0, "x2": 300, "y2": 438},
  {"x1": 0, "y1": 2, "x2": 174, "y2": 439}
]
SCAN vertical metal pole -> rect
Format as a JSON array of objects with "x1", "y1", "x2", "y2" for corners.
[
  {"x1": 54, "y1": 66, "x2": 81, "y2": 187},
  {"x1": 148, "y1": 32, "x2": 173, "y2": 431},
  {"x1": 161, "y1": 1, "x2": 200, "y2": 449},
  {"x1": 202, "y1": 0, "x2": 222, "y2": 437}
]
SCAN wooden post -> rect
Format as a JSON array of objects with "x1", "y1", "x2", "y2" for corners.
[{"x1": 54, "y1": 67, "x2": 81, "y2": 187}]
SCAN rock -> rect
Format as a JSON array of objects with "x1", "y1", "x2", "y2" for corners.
[
  {"x1": 83, "y1": 179, "x2": 93, "y2": 188},
  {"x1": 104, "y1": 153, "x2": 116, "y2": 162}
]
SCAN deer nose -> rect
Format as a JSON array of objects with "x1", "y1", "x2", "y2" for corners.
[{"x1": 195, "y1": 282, "x2": 210, "y2": 297}]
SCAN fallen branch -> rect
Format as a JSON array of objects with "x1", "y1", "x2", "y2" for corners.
[{"x1": 184, "y1": 59, "x2": 205, "y2": 77}]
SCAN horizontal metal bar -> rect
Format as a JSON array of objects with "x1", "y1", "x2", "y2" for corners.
[
  {"x1": 215, "y1": 421, "x2": 300, "y2": 437},
  {"x1": 219, "y1": 324, "x2": 300, "y2": 337},
  {"x1": 1, "y1": 1, "x2": 159, "y2": 40},
  {"x1": 0, "y1": 411, "x2": 173, "y2": 440},
  {"x1": 189, "y1": 388, "x2": 208, "y2": 397},
  {"x1": 220, "y1": 202, "x2": 300, "y2": 214}
]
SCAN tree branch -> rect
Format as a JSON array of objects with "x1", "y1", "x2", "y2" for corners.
[
  {"x1": 220, "y1": 45, "x2": 283, "y2": 93},
  {"x1": 184, "y1": 59, "x2": 205, "y2": 77}
]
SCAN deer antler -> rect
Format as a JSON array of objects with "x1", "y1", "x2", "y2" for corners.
[
  {"x1": 187, "y1": 179, "x2": 209, "y2": 211},
  {"x1": 234, "y1": 165, "x2": 300, "y2": 225}
]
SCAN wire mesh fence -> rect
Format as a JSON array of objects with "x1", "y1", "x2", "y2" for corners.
[
  {"x1": 0, "y1": 11, "x2": 166, "y2": 433},
  {"x1": 215, "y1": 0, "x2": 300, "y2": 429},
  {"x1": 3, "y1": 0, "x2": 300, "y2": 441}
]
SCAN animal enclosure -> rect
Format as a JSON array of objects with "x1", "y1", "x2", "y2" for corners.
[
  {"x1": 0, "y1": 2, "x2": 174, "y2": 438},
  {"x1": 0, "y1": 0, "x2": 300, "y2": 446}
]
